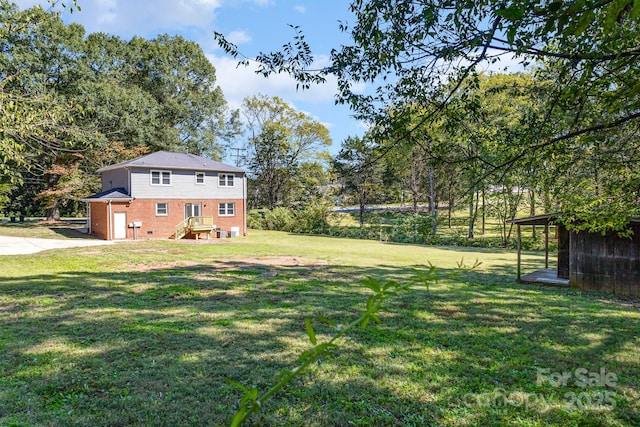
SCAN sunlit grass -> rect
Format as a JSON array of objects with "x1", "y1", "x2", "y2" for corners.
[
  {"x1": 0, "y1": 226, "x2": 638, "y2": 426},
  {"x1": 0, "y1": 220, "x2": 91, "y2": 238},
  {"x1": 329, "y1": 209, "x2": 551, "y2": 241}
]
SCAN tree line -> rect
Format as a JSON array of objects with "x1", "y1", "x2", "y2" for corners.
[
  {"x1": 0, "y1": 3, "x2": 333, "y2": 223},
  {"x1": 3, "y1": 1, "x2": 639, "y2": 244},
  {"x1": 1, "y1": 2, "x2": 239, "y2": 220},
  {"x1": 218, "y1": 0, "x2": 640, "y2": 237}
]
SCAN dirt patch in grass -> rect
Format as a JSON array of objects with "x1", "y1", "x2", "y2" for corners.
[
  {"x1": 173, "y1": 238, "x2": 231, "y2": 244},
  {"x1": 232, "y1": 256, "x2": 328, "y2": 267},
  {"x1": 217, "y1": 256, "x2": 330, "y2": 278},
  {"x1": 128, "y1": 256, "x2": 327, "y2": 274},
  {"x1": 131, "y1": 259, "x2": 203, "y2": 272}
]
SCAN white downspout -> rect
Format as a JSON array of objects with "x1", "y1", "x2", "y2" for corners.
[
  {"x1": 243, "y1": 173, "x2": 247, "y2": 236},
  {"x1": 108, "y1": 200, "x2": 113, "y2": 241},
  {"x1": 127, "y1": 167, "x2": 132, "y2": 197},
  {"x1": 87, "y1": 203, "x2": 92, "y2": 234}
]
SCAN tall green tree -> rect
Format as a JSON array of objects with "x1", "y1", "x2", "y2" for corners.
[
  {"x1": 457, "y1": 73, "x2": 542, "y2": 241},
  {"x1": 1, "y1": 4, "x2": 66, "y2": 173},
  {"x1": 242, "y1": 94, "x2": 331, "y2": 209},
  {"x1": 127, "y1": 34, "x2": 240, "y2": 157},
  {"x1": 289, "y1": 160, "x2": 334, "y2": 208},
  {"x1": 2, "y1": 2, "x2": 239, "y2": 219},
  {"x1": 0, "y1": 3, "x2": 89, "y2": 218},
  {"x1": 333, "y1": 136, "x2": 385, "y2": 227}
]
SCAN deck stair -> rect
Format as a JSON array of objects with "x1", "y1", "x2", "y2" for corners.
[{"x1": 174, "y1": 216, "x2": 215, "y2": 239}]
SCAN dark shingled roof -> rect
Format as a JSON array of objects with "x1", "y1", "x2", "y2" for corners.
[
  {"x1": 97, "y1": 151, "x2": 245, "y2": 174},
  {"x1": 510, "y1": 213, "x2": 640, "y2": 226},
  {"x1": 82, "y1": 187, "x2": 132, "y2": 202},
  {"x1": 509, "y1": 213, "x2": 560, "y2": 226}
]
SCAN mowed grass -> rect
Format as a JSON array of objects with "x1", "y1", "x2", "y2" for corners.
[
  {"x1": 0, "y1": 220, "x2": 97, "y2": 239},
  {"x1": 0, "y1": 227, "x2": 639, "y2": 426}
]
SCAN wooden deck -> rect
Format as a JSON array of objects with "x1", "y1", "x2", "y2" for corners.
[
  {"x1": 174, "y1": 216, "x2": 216, "y2": 240},
  {"x1": 520, "y1": 269, "x2": 570, "y2": 286}
]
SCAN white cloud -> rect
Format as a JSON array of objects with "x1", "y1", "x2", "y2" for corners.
[
  {"x1": 294, "y1": 5, "x2": 305, "y2": 14},
  {"x1": 208, "y1": 53, "x2": 347, "y2": 108},
  {"x1": 95, "y1": 0, "x2": 117, "y2": 26},
  {"x1": 207, "y1": 52, "x2": 366, "y2": 145},
  {"x1": 247, "y1": 0, "x2": 273, "y2": 6},
  {"x1": 16, "y1": 0, "x2": 223, "y2": 38},
  {"x1": 479, "y1": 49, "x2": 529, "y2": 74},
  {"x1": 226, "y1": 30, "x2": 251, "y2": 45}
]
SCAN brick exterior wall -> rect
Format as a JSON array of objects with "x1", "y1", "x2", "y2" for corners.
[
  {"x1": 89, "y1": 198, "x2": 246, "y2": 240},
  {"x1": 89, "y1": 201, "x2": 111, "y2": 240}
]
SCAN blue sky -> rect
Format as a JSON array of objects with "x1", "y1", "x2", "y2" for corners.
[{"x1": 15, "y1": 0, "x2": 366, "y2": 158}]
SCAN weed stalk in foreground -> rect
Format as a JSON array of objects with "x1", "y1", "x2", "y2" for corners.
[{"x1": 226, "y1": 260, "x2": 479, "y2": 426}]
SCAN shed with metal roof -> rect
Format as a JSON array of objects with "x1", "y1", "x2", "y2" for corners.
[{"x1": 511, "y1": 214, "x2": 639, "y2": 297}]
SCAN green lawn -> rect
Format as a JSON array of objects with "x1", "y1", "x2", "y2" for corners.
[
  {"x1": 325, "y1": 209, "x2": 553, "y2": 250},
  {"x1": 0, "y1": 220, "x2": 93, "y2": 239},
  {"x1": 0, "y1": 227, "x2": 638, "y2": 426}
]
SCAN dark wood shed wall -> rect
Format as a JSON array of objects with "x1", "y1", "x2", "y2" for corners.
[
  {"x1": 569, "y1": 224, "x2": 640, "y2": 297},
  {"x1": 557, "y1": 225, "x2": 570, "y2": 279}
]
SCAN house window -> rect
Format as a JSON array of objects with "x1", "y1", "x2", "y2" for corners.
[
  {"x1": 219, "y1": 202, "x2": 235, "y2": 216},
  {"x1": 151, "y1": 170, "x2": 171, "y2": 186},
  {"x1": 218, "y1": 174, "x2": 234, "y2": 187},
  {"x1": 195, "y1": 172, "x2": 205, "y2": 185},
  {"x1": 156, "y1": 202, "x2": 168, "y2": 216}
]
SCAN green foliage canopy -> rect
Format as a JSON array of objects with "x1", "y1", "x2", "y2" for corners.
[
  {"x1": 216, "y1": 0, "x2": 640, "y2": 231},
  {"x1": 242, "y1": 94, "x2": 331, "y2": 209},
  {"x1": 1, "y1": 2, "x2": 239, "y2": 218}
]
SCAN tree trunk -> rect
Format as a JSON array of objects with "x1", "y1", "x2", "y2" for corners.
[
  {"x1": 529, "y1": 189, "x2": 536, "y2": 239},
  {"x1": 448, "y1": 185, "x2": 454, "y2": 228},
  {"x1": 543, "y1": 182, "x2": 551, "y2": 213},
  {"x1": 429, "y1": 167, "x2": 437, "y2": 234},
  {"x1": 46, "y1": 199, "x2": 61, "y2": 222},
  {"x1": 358, "y1": 195, "x2": 366, "y2": 228},
  {"x1": 468, "y1": 192, "x2": 475, "y2": 239},
  {"x1": 481, "y1": 190, "x2": 486, "y2": 235}
]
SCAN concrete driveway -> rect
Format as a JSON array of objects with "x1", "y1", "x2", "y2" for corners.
[{"x1": 0, "y1": 235, "x2": 114, "y2": 255}]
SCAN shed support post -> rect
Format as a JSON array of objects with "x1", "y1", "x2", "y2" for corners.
[
  {"x1": 517, "y1": 224, "x2": 522, "y2": 281},
  {"x1": 544, "y1": 223, "x2": 549, "y2": 269}
]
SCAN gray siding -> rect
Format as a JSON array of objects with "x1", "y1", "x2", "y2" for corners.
[
  {"x1": 101, "y1": 170, "x2": 130, "y2": 192},
  {"x1": 129, "y1": 168, "x2": 245, "y2": 199}
]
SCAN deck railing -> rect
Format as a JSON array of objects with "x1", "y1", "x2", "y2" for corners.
[
  {"x1": 174, "y1": 216, "x2": 215, "y2": 239},
  {"x1": 188, "y1": 216, "x2": 214, "y2": 229}
]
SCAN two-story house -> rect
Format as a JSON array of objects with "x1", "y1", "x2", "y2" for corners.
[{"x1": 83, "y1": 151, "x2": 246, "y2": 240}]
